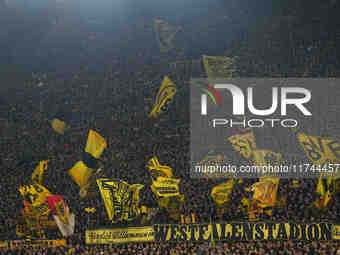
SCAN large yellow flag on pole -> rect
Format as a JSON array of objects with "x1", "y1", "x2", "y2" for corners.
[
  {"x1": 146, "y1": 156, "x2": 173, "y2": 179},
  {"x1": 211, "y1": 179, "x2": 234, "y2": 206},
  {"x1": 227, "y1": 130, "x2": 256, "y2": 159},
  {"x1": 149, "y1": 76, "x2": 176, "y2": 118}
]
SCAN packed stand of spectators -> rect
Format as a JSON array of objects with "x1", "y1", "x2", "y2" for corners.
[{"x1": 0, "y1": 0, "x2": 340, "y2": 253}]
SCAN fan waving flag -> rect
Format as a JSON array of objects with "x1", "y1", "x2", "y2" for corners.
[
  {"x1": 69, "y1": 130, "x2": 107, "y2": 198},
  {"x1": 211, "y1": 179, "x2": 234, "y2": 206},
  {"x1": 149, "y1": 76, "x2": 177, "y2": 118}
]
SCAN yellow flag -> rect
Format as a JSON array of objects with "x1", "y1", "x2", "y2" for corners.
[
  {"x1": 153, "y1": 19, "x2": 180, "y2": 52},
  {"x1": 296, "y1": 132, "x2": 340, "y2": 166},
  {"x1": 252, "y1": 178, "x2": 279, "y2": 208},
  {"x1": 314, "y1": 176, "x2": 337, "y2": 209},
  {"x1": 85, "y1": 129, "x2": 107, "y2": 159},
  {"x1": 151, "y1": 177, "x2": 180, "y2": 197},
  {"x1": 68, "y1": 161, "x2": 93, "y2": 188},
  {"x1": 228, "y1": 131, "x2": 256, "y2": 159},
  {"x1": 202, "y1": 55, "x2": 237, "y2": 80},
  {"x1": 51, "y1": 119, "x2": 68, "y2": 135},
  {"x1": 146, "y1": 156, "x2": 173, "y2": 179},
  {"x1": 197, "y1": 154, "x2": 224, "y2": 179},
  {"x1": 97, "y1": 179, "x2": 144, "y2": 223},
  {"x1": 211, "y1": 179, "x2": 234, "y2": 206},
  {"x1": 31, "y1": 160, "x2": 48, "y2": 185},
  {"x1": 149, "y1": 76, "x2": 176, "y2": 118}
]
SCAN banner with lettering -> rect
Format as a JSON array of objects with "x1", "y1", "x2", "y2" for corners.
[{"x1": 86, "y1": 223, "x2": 340, "y2": 244}]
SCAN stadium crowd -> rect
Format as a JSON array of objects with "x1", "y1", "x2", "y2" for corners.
[{"x1": 0, "y1": 0, "x2": 340, "y2": 254}]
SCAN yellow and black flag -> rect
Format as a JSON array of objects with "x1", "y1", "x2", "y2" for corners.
[
  {"x1": 146, "y1": 156, "x2": 173, "y2": 179},
  {"x1": 151, "y1": 177, "x2": 181, "y2": 197},
  {"x1": 314, "y1": 175, "x2": 338, "y2": 210},
  {"x1": 149, "y1": 76, "x2": 176, "y2": 118},
  {"x1": 31, "y1": 160, "x2": 48, "y2": 185},
  {"x1": 157, "y1": 194, "x2": 184, "y2": 221},
  {"x1": 97, "y1": 179, "x2": 144, "y2": 223},
  {"x1": 153, "y1": 19, "x2": 181, "y2": 52},
  {"x1": 69, "y1": 130, "x2": 107, "y2": 198},
  {"x1": 227, "y1": 129, "x2": 256, "y2": 159},
  {"x1": 202, "y1": 55, "x2": 237, "y2": 80},
  {"x1": 211, "y1": 179, "x2": 234, "y2": 206}
]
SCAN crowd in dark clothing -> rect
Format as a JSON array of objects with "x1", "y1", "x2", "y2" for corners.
[{"x1": 0, "y1": 0, "x2": 340, "y2": 254}]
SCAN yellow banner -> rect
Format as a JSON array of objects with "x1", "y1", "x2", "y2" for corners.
[
  {"x1": 228, "y1": 131, "x2": 256, "y2": 159},
  {"x1": 97, "y1": 179, "x2": 144, "y2": 223},
  {"x1": 86, "y1": 223, "x2": 340, "y2": 243},
  {"x1": 202, "y1": 55, "x2": 237, "y2": 80},
  {"x1": 296, "y1": 132, "x2": 340, "y2": 166},
  {"x1": 86, "y1": 227, "x2": 154, "y2": 244},
  {"x1": 151, "y1": 177, "x2": 180, "y2": 197},
  {"x1": 10, "y1": 239, "x2": 66, "y2": 249},
  {"x1": 149, "y1": 76, "x2": 176, "y2": 118}
]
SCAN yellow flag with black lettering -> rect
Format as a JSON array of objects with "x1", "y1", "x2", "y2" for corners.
[
  {"x1": 211, "y1": 179, "x2": 234, "y2": 206},
  {"x1": 202, "y1": 55, "x2": 237, "y2": 80},
  {"x1": 31, "y1": 160, "x2": 48, "y2": 185},
  {"x1": 151, "y1": 177, "x2": 180, "y2": 197},
  {"x1": 146, "y1": 156, "x2": 173, "y2": 179},
  {"x1": 296, "y1": 132, "x2": 340, "y2": 166},
  {"x1": 97, "y1": 179, "x2": 144, "y2": 223},
  {"x1": 149, "y1": 76, "x2": 176, "y2": 118},
  {"x1": 153, "y1": 19, "x2": 180, "y2": 52},
  {"x1": 228, "y1": 131, "x2": 256, "y2": 159}
]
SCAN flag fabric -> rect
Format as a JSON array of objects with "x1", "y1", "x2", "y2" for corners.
[
  {"x1": 97, "y1": 179, "x2": 144, "y2": 223},
  {"x1": 202, "y1": 55, "x2": 237, "y2": 80},
  {"x1": 197, "y1": 153, "x2": 224, "y2": 179},
  {"x1": 146, "y1": 156, "x2": 173, "y2": 179},
  {"x1": 46, "y1": 195, "x2": 75, "y2": 237},
  {"x1": 252, "y1": 150, "x2": 282, "y2": 167},
  {"x1": 31, "y1": 160, "x2": 48, "y2": 185},
  {"x1": 314, "y1": 176, "x2": 337, "y2": 210},
  {"x1": 211, "y1": 179, "x2": 234, "y2": 206},
  {"x1": 69, "y1": 130, "x2": 106, "y2": 197},
  {"x1": 51, "y1": 119, "x2": 68, "y2": 135},
  {"x1": 69, "y1": 161, "x2": 93, "y2": 188},
  {"x1": 228, "y1": 131, "x2": 256, "y2": 159},
  {"x1": 85, "y1": 129, "x2": 107, "y2": 159},
  {"x1": 153, "y1": 19, "x2": 180, "y2": 52},
  {"x1": 296, "y1": 132, "x2": 340, "y2": 166},
  {"x1": 149, "y1": 76, "x2": 176, "y2": 118},
  {"x1": 252, "y1": 178, "x2": 279, "y2": 209},
  {"x1": 18, "y1": 184, "x2": 51, "y2": 208},
  {"x1": 84, "y1": 207, "x2": 96, "y2": 213},
  {"x1": 151, "y1": 177, "x2": 181, "y2": 197}
]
